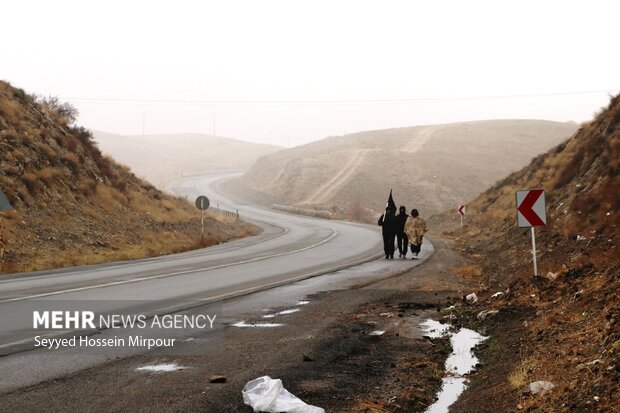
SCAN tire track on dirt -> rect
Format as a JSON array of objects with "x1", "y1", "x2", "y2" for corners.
[
  {"x1": 304, "y1": 149, "x2": 369, "y2": 204},
  {"x1": 403, "y1": 125, "x2": 443, "y2": 153}
]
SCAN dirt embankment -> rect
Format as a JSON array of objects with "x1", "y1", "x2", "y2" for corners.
[
  {"x1": 0, "y1": 81, "x2": 259, "y2": 274},
  {"x1": 428, "y1": 94, "x2": 619, "y2": 412}
]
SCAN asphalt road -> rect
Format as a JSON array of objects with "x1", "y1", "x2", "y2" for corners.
[{"x1": 0, "y1": 173, "x2": 388, "y2": 391}]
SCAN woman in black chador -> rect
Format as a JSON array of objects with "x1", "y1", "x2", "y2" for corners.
[
  {"x1": 395, "y1": 205, "x2": 409, "y2": 258},
  {"x1": 378, "y1": 207, "x2": 397, "y2": 259}
]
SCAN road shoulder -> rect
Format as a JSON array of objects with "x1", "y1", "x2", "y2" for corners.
[{"x1": 0, "y1": 236, "x2": 475, "y2": 412}]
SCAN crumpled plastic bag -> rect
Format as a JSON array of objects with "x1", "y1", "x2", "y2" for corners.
[
  {"x1": 242, "y1": 376, "x2": 325, "y2": 413},
  {"x1": 529, "y1": 380, "x2": 555, "y2": 395}
]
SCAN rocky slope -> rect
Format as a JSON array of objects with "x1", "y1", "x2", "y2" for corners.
[
  {"x1": 433, "y1": 95, "x2": 619, "y2": 412},
  {"x1": 0, "y1": 81, "x2": 257, "y2": 274}
]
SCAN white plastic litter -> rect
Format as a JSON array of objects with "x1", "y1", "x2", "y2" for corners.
[
  {"x1": 476, "y1": 310, "x2": 499, "y2": 320},
  {"x1": 465, "y1": 293, "x2": 478, "y2": 303},
  {"x1": 529, "y1": 380, "x2": 555, "y2": 395},
  {"x1": 491, "y1": 292, "x2": 504, "y2": 299},
  {"x1": 242, "y1": 376, "x2": 325, "y2": 413}
]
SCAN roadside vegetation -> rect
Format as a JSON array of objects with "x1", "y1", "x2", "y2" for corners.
[{"x1": 0, "y1": 81, "x2": 258, "y2": 274}]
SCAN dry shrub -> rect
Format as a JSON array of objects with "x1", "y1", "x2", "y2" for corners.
[
  {"x1": 0, "y1": 99, "x2": 21, "y2": 119},
  {"x1": 456, "y1": 264, "x2": 483, "y2": 279},
  {"x1": 37, "y1": 167, "x2": 65, "y2": 184},
  {"x1": 77, "y1": 178, "x2": 96, "y2": 197},
  {"x1": 3, "y1": 165, "x2": 20, "y2": 176},
  {"x1": 37, "y1": 141, "x2": 59, "y2": 162},
  {"x1": 350, "y1": 400, "x2": 392, "y2": 413},
  {"x1": 22, "y1": 172, "x2": 41, "y2": 193},
  {"x1": 9, "y1": 149, "x2": 27, "y2": 164},
  {"x1": 508, "y1": 356, "x2": 535, "y2": 390},
  {"x1": 1, "y1": 210, "x2": 20, "y2": 220},
  {"x1": 93, "y1": 184, "x2": 127, "y2": 206},
  {"x1": 160, "y1": 199, "x2": 175, "y2": 211},
  {"x1": 62, "y1": 152, "x2": 80, "y2": 169},
  {"x1": 66, "y1": 134, "x2": 81, "y2": 152}
]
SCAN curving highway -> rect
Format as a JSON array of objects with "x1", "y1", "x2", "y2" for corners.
[{"x1": 0, "y1": 173, "x2": 383, "y2": 362}]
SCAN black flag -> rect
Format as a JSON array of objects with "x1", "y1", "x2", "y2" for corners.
[{"x1": 386, "y1": 189, "x2": 396, "y2": 211}]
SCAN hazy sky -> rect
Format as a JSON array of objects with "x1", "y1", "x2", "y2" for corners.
[{"x1": 2, "y1": 0, "x2": 619, "y2": 146}]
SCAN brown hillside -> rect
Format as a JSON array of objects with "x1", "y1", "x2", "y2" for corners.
[
  {"x1": 240, "y1": 120, "x2": 578, "y2": 219},
  {"x1": 0, "y1": 81, "x2": 257, "y2": 274},
  {"x1": 435, "y1": 96, "x2": 619, "y2": 412}
]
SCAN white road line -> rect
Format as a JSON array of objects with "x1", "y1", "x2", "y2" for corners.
[
  {"x1": 0, "y1": 218, "x2": 288, "y2": 285},
  {"x1": 0, "y1": 227, "x2": 338, "y2": 304}
]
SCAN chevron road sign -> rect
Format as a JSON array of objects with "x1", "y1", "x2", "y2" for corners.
[
  {"x1": 516, "y1": 189, "x2": 546, "y2": 276},
  {"x1": 516, "y1": 189, "x2": 546, "y2": 227},
  {"x1": 458, "y1": 204, "x2": 465, "y2": 228}
]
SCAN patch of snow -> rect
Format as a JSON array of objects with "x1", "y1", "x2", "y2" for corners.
[
  {"x1": 296, "y1": 300, "x2": 310, "y2": 305},
  {"x1": 262, "y1": 308, "x2": 300, "y2": 318},
  {"x1": 420, "y1": 320, "x2": 487, "y2": 413},
  {"x1": 369, "y1": 330, "x2": 385, "y2": 336},
  {"x1": 420, "y1": 319, "x2": 451, "y2": 338},
  {"x1": 136, "y1": 363, "x2": 184, "y2": 372},
  {"x1": 277, "y1": 308, "x2": 300, "y2": 315}
]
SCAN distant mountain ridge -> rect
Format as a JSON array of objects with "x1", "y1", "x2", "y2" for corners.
[
  {"x1": 239, "y1": 119, "x2": 579, "y2": 218},
  {"x1": 93, "y1": 131, "x2": 281, "y2": 191}
]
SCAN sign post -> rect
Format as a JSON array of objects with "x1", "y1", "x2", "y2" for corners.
[
  {"x1": 458, "y1": 204, "x2": 465, "y2": 228},
  {"x1": 195, "y1": 196, "x2": 210, "y2": 243},
  {"x1": 516, "y1": 189, "x2": 546, "y2": 276}
]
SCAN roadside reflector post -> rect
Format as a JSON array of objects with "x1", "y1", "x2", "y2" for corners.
[{"x1": 516, "y1": 190, "x2": 546, "y2": 277}]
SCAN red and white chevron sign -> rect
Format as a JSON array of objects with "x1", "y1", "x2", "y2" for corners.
[
  {"x1": 458, "y1": 205, "x2": 465, "y2": 216},
  {"x1": 516, "y1": 189, "x2": 546, "y2": 227}
]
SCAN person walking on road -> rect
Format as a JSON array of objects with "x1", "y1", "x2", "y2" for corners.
[
  {"x1": 405, "y1": 208, "x2": 428, "y2": 259},
  {"x1": 395, "y1": 206, "x2": 409, "y2": 258},
  {"x1": 378, "y1": 207, "x2": 397, "y2": 259}
]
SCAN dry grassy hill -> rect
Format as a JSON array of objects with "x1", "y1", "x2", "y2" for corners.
[
  {"x1": 0, "y1": 81, "x2": 257, "y2": 274},
  {"x1": 433, "y1": 96, "x2": 619, "y2": 412},
  {"x1": 239, "y1": 120, "x2": 578, "y2": 220},
  {"x1": 93, "y1": 131, "x2": 280, "y2": 191}
]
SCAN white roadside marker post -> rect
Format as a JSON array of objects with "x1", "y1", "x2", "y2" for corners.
[{"x1": 531, "y1": 226, "x2": 537, "y2": 276}]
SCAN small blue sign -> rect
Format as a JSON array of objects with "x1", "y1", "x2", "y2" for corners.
[{"x1": 0, "y1": 188, "x2": 13, "y2": 211}]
